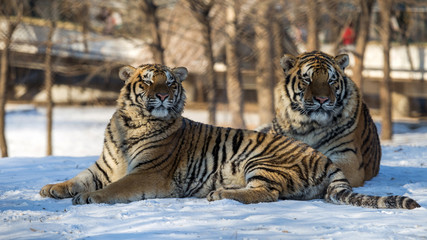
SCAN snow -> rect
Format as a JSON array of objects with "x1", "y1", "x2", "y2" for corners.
[{"x1": 1, "y1": 105, "x2": 427, "y2": 239}]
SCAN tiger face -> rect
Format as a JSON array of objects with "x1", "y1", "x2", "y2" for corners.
[
  {"x1": 280, "y1": 51, "x2": 350, "y2": 125},
  {"x1": 118, "y1": 64, "x2": 188, "y2": 119}
]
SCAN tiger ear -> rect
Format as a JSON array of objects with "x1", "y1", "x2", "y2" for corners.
[
  {"x1": 280, "y1": 54, "x2": 297, "y2": 73},
  {"x1": 119, "y1": 65, "x2": 136, "y2": 81},
  {"x1": 335, "y1": 54, "x2": 349, "y2": 70},
  {"x1": 172, "y1": 67, "x2": 188, "y2": 82}
]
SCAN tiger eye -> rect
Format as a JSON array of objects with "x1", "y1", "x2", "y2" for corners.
[
  {"x1": 135, "y1": 82, "x2": 146, "y2": 95},
  {"x1": 301, "y1": 78, "x2": 310, "y2": 85},
  {"x1": 142, "y1": 80, "x2": 152, "y2": 86}
]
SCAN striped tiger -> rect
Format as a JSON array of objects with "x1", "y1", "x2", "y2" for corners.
[
  {"x1": 39, "y1": 64, "x2": 419, "y2": 209},
  {"x1": 258, "y1": 51, "x2": 381, "y2": 187}
]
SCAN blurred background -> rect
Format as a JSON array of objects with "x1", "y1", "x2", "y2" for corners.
[{"x1": 1, "y1": 0, "x2": 427, "y2": 157}]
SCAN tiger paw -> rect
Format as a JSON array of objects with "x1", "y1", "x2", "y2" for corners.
[
  {"x1": 207, "y1": 190, "x2": 224, "y2": 202},
  {"x1": 40, "y1": 183, "x2": 73, "y2": 199},
  {"x1": 72, "y1": 192, "x2": 104, "y2": 205}
]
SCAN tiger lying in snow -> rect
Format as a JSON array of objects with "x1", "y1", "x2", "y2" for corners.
[{"x1": 40, "y1": 63, "x2": 420, "y2": 209}]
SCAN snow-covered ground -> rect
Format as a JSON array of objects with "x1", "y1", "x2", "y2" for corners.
[{"x1": 1, "y1": 105, "x2": 426, "y2": 239}]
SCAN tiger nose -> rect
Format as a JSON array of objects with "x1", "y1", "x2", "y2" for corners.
[
  {"x1": 156, "y1": 93, "x2": 169, "y2": 101},
  {"x1": 314, "y1": 96, "x2": 329, "y2": 104}
]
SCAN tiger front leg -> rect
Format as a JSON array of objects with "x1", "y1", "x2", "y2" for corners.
[
  {"x1": 72, "y1": 172, "x2": 173, "y2": 205},
  {"x1": 40, "y1": 160, "x2": 116, "y2": 199},
  {"x1": 40, "y1": 169, "x2": 97, "y2": 199}
]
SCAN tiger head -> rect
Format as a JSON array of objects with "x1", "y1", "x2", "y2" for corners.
[
  {"x1": 118, "y1": 64, "x2": 188, "y2": 120},
  {"x1": 278, "y1": 51, "x2": 350, "y2": 125}
]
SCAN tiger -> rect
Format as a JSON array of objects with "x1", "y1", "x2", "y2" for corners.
[
  {"x1": 258, "y1": 51, "x2": 381, "y2": 188},
  {"x1": 39, "y1": 63, "x2": 419, "y2": 209}
]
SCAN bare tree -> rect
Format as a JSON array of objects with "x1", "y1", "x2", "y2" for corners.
[
  {"x1": 44, "y1": 18, "x2": 57, "y2": 156},
  {"x1": 325, "y1": 0, "x2": 343, "y2": 55},
  {"x1": 273, "y1": 2, "x2": 299, "y2": 56},
  {"x1": 187, "y1": 0, "x2": 218, "y2": 125},
  {"x1": 225, "y1": 0, "x2": 245, "y2": 128},
  {"x1": 352, "y1": 0, "x2": 375, "y2": 89},
  {"x1": 271, "y1": 3, "x2": 298, "y2": 90},
  {"x1": 34, "y1": 1, "x2": 60, "y2": 156},
  {"x1": 0, "y1": 0, "x2": 23, "y2": 157},
  {"x1": 378, "y1": 0, "x2": 393, "y2": 140},
  {"x1": 140, "y1": 0, "x2": 165, "y2": 64},
  {"x1": 254, "y1": 0, "x2": 275, "y2": 125},
  {"x1": 306, "y1": 0, "x2": 320, "y2": 51}
]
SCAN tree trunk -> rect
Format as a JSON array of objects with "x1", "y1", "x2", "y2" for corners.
[
  {"x1": 352, "y1": 0, "x2": 375, "y2": 90},
  {"x1": 306, "y1": 0, "x2": 320, "y2": 51},
  {"x1": 225, "y1": 0, "x2": 245, "y2": 129},
  {"x1": 141, "y1": 0, "x2": 165, "y2": 64},
  {"x1": 328, "y1": 1, "x2": 341, "y2": 55},
  {"x1": 378, "y1": 0, "x2": 393, "y2": 140},
  {"x1": 202, "y1": 21, "x2": 217, "y2": 125},
  {"x1": 0, "y1": 19, "x2": 19, "y2": 157},
  {"x1": 187, "y1": 0, "x2": 217, "y2": 125},
  {"x1": 0, "y1": 25, "x2": 12, "y2": 158},
  {"x1": 272, "y1": 14, "x2": 285, "y2": 87},
  {"x1": 45, "y1": 20, "x2": 56, "y2": 156},
  {"x1": 255, "y1": 1, "x2": 275, "y2": 125},
  {"x1": 0, "y1": 1, "x2": 22, "y2": 157}
]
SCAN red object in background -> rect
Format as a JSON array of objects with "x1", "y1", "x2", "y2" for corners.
[{"x1": 342, "y1": 26, "x2": 355, "y2": 45}]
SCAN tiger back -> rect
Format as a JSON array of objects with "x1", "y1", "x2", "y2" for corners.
[
  {"x1": 39, "y1": 64, "x2": 418, "y2": 209},
  {"x1": 259, "y1": 51, "x2": 381, "y2": 187}
]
